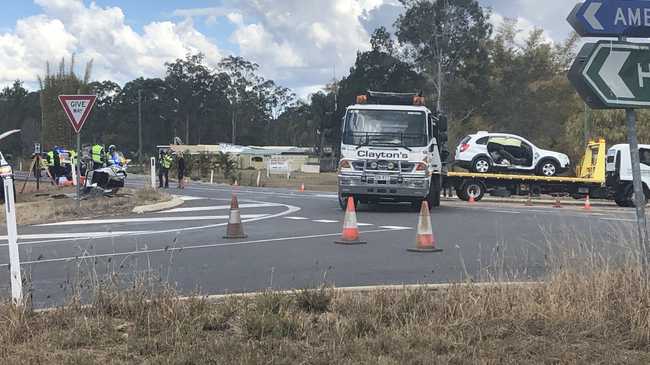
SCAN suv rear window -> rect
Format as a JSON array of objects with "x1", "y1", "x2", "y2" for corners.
[
  {"x1": 476, "y1": 137, "x2": 488, "y2": 145},
  {"x1": 459, "y1": 136, "x2": 471, "y2": 145}
]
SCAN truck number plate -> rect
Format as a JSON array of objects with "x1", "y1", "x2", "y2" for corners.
[{"x1": 374, "y1": 175, "x2": 389, "y2": 181}]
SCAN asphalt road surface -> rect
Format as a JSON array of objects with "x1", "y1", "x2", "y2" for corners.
[{"x1": 0, "y1": 175, "x2": 643, "y2": 307}]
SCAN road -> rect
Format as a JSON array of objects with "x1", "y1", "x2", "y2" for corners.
[{"x1": 0, "y1": 176, "x2": 642, "y2": 307}]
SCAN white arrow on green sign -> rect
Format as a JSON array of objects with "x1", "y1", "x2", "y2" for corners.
[{"x1": 576, "y1": 41, "x2": 650, "y2": 108}]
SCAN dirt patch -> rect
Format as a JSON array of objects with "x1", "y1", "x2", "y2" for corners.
[
  {"x1": 1, "y1": 265, "x2": 650, "y2": 364},
  {"x1": 0, "y1": 188, "x2": 171, "y2": 226}
]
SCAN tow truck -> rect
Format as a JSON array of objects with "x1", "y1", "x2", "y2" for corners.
[
  {"x1": 337, "y1": 91, "x2": 448, "y2": 210},
  {"x1": 447, "y1": 138, "x2": 650, "y2": 207}
]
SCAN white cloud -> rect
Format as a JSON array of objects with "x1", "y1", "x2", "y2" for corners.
[{"x1": 0, "y1": 0, "x2": 223, "y2": 86}]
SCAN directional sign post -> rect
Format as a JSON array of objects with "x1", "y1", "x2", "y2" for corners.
[
  {"x1": 569, "y1": 0, "x2": 650, "y2": 38},
  {"x1": 569, "y1": 2, "x2": 650, "y2": 273},
  {"x1": 58, "y1": 95, "x2": 96, "y2": 207}
]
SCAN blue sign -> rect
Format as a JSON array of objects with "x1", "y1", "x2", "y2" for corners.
[{"x1": 568, "y1": 0, "x2": 650, "y2": 38}]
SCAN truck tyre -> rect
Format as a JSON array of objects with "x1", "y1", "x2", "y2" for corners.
[
  {"x1": 537, "y1": 159, "x2": 559, "y2": 177},
  {"x1": 623, "y1": 184, "x2": 648, "y2": 207},
  {"x1": 459, "y1": 180, "x2": 485, "y2": 202},
  {"x1": 338, "y1": 193, "x2": 359, "y2": 211},
  {"x1": 472, "y1": 157, "x2": 491, "y2": 173},
  {"x1": 427, "y1": 176, "x2": 441, "y2": 208}
]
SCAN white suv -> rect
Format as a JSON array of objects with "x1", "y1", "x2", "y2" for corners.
[{"x1": 455, "y1": 132, "x2": 570, "y2": 176}]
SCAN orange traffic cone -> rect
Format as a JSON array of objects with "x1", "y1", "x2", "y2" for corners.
[
  {"x1": 553, "y1": 195, "x2": 562, "y2": 208},
  {"x1": 223, "y1": 194, "x2": 247, "y2": 239},
  {"x1": 407, "y1": 201, "x2": 443, "y2": 253},
  {"x1": 335, "y1": 197, "x2": 366, "y2": 245},
  {"x1": 584, "y1": 196, "x2": 592, "y2": 211},
  {"x1": 468, "y1": 194, "x2": 476, "y2": 204},
  {"x1": 299, "y1": 183, "x2": 305, "y2": 192}
]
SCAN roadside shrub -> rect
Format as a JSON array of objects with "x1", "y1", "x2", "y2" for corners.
[{"x1": 295, "y1": 286, "x2": 332, "y2": 313}]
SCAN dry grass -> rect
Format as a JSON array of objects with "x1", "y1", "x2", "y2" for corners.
[
  {"x1": 201, "y1": 170, "x2": 338, "y2": 191},
  {"x1": 0, "y1": 261, "x2": 649, "y2": 363}
]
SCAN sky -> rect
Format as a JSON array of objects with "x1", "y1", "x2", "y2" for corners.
[{"x1": 0, "y1": 0, "x2": 577, "y2": 99}]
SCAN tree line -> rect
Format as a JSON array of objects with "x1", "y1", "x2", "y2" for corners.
[{"x1": 1, "y1": 0, "x2": 649, "y2": 163}]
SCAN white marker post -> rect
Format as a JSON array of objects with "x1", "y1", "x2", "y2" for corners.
[
  {"x1": 71, "y1": 158, "x2": 78, "y2": 186},
  {"x1": 210, "y1": 169, "x2": 214, "y2": 184},
  {"x1": 150, "y1": 157, "x2": 156, "y2": 189},
  {"x1": 4, "y1": 172, "x2": 22, "y2": 305},
  {"x1": 256, "y1": 170, "x2": 261, "y2": 187}
]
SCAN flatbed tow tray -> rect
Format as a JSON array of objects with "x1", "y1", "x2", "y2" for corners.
[{"x1": 447, "y1": 171, "x2": 604, "y2": 185}]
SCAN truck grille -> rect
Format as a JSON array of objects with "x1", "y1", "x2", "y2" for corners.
[{"x1": 352, "y1": 160, "x2": 414, "y2": 172}]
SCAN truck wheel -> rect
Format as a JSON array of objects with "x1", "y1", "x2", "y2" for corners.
[
  {"x1": 338, "y1": 193, "x2": 359, "y2": 211},
  {"x1": 459, "y1": 181, "x2": 485, "y2": 202},
  {"x1": 427, "y1": 176, "x2": 441, "y2": 208}
]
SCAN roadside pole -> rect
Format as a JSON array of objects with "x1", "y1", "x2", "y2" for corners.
[
  {"x1": 626, "y1": 109, "x2": 650, "y2": 270},
  {"x1": 150, "y1": 157, "x2": 156, "y2": 189},
  {"x1": 4, "y1": 173, "x2": 22, "y2": 305},
  {"x1": 76, "y1": 132, "x2": 81, "y2": 208}
]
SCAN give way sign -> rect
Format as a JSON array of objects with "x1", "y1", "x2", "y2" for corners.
[{"x1": 58, "y1": 95, "x2": 97, "y2": 133}]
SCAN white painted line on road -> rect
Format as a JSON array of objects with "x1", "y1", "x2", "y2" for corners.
[
  {"x1": 0, "y1": 202, "x2": 301, "y2": 246},
  {"x1": 600, "y1": 217, "x2": 635, "y2": 222},
  {"x1": 357, "y1": 223, "x2": 373, "y2": 226},
  {"x1": 3, "y1": 227, "x2": 413, "y2": 267},
  {"x1": 175, "y1": 195, "x2": 203, "y2": 201},
  {"x1": 489, "y1": 210, "x2": 521, "y2": 214},
  {"x1": 285, "y1": 217, "x2": 309, "y2": 220},
  {"x1": 314, "y1": 194, "x2": 337, "y2": 198},
  {"x1": 37, "y1": 214, "x2": 269, "y2": 227},
  {"x1": 379, "y1": 226, "x2": 411, "y2": 230},
  {"x1": 160, "y1": 203, "x2": 280, "y2": 213},
  {"x1": 0, "y1": 231, "x2": 148, "y2": 241},
  {"x1": 312, "y1": 219, "x2": 338, "y2": 223}
]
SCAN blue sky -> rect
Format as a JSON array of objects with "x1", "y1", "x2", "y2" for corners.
[{"x1": 0, "y1": 0, "x2": 575, "y2": 97}]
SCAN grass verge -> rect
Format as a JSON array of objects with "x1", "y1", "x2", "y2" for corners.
[{"x1": 1, "y1": 264, "x2": 650, "y2": 364}]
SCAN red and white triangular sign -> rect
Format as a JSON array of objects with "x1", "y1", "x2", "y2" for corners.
[{"x1": 58, "y1": 95, "x2": 97, "y2": 134}]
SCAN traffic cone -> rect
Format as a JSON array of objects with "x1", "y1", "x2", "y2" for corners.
[
  {"x1": 223, "y1": 194, "x2": 247, "y2": 239},
  {"x1": 407, "y1": 201, "x2": 443, "y2": 253},
  {"x1": 584, "y1": 196, "x2": 592, "y2": 211},
  {"x1": 335, "y1": 197, "x2": 366, "y2": 245},
  {"x1": 299, "y1": 183, "x2": 305, "y2": 192},
  {"x1": 234, "y1": 180, "x2": 239, "y2": 187},
  {"x1": 553, "y1": 195, "x2": 562, "y2": 208},
  {"x1": 468, "y1": 194, "x2": 476, "y2": 204}
]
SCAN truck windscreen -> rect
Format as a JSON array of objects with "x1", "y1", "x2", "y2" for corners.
[{"x1": 343, "y1": 109, "x2": 427, "y2": 147}]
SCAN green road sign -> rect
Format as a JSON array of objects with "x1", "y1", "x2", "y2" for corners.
[{"x1": 569, "y1": 41, "x2": 650, "y2": 109}]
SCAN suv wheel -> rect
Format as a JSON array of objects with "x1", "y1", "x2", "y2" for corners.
[
  {"x1": 538, "y1": 160, "x2": 559, "y2": 176},
  {"x1": 472, "y1": 157, "x2": 491, "y2": 173}
]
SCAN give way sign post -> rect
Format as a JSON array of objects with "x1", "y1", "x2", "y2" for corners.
[{"x1": 58, "y1": 95, "x2": 96, "y2": 205}]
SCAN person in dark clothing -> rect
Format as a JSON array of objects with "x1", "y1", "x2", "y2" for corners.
[
  {"x1": 177, "y1": 153, "x2": 186, "y2": 189},
  {"x1": 158, "y1": 150, "x2": 171, "y2": 188}
]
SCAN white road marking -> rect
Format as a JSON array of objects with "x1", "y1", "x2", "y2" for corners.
[
  {"x1": 37, "y1": 214, "x2": 269, "y2": 227},
  {"x1": 379, "y1": 226, "x2": 411, "y2": 230},
  {"x1": 0, "y1": 231, "x2": 148, "y2": 241},
  {"x1": 160, "y1": 203, "x2": 280, "y2": 213},
  {"x1": 489, "y1": 210, "x2": 521, "y2": 214},
  {"x1": 3, "y1": 227, "x2": 413, "y2": 267},
  {"x1": 175, "y1": 195, "x2": 203, "y2": 201},
  {"x1": 357, "y1": 223, "x2": 373, "y2": 226},
  {"x1": 285, "y1": 217, "x2": 309, "y2": 220},
  {"x1": 600, "y1": 217, "x2": 635, "y2": 223},
  {"x1": 0, "y1": 201, "x2": 301, "y2": 246},
  {"x1": 314, "y1": 194, "x2": 337, "y2": 198},
  {"x1": 312, "y1": 219, "x2": 338, "y2": 223}
]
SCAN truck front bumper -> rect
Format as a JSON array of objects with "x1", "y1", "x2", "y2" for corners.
[{"x1": 338, "y1": 174, "x2": 429, "y2": 199}]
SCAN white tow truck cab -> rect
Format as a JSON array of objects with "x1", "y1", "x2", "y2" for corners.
[
  {"x1": 606, "y1": 144, "x2": 650, "y2": 207},
  {"x1": 337, "y1": 91, "x2": 447, "y2": 210}
]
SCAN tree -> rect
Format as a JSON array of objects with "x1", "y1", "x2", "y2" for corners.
[{"x1": 395, "y1": 0, "x2": 492, "y2": 114}]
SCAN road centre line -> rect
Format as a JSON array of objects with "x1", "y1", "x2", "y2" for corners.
[
  {"x1": 285, "y1": 217, "x2": 309, "y2": 220},
  {"x1": 37, "y1": 214, "x2": 269, "y2": 227},
  {"x1": 0, "y1": 227, "x2": 413, "y2": 267},
  {"x1": 312, "y1": 219, "x2": 338, "y2": 223}
]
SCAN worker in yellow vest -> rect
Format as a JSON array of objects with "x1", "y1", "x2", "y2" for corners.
[{"x1": 158, "y1": 150, "x2": 173, "y2": 188}]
